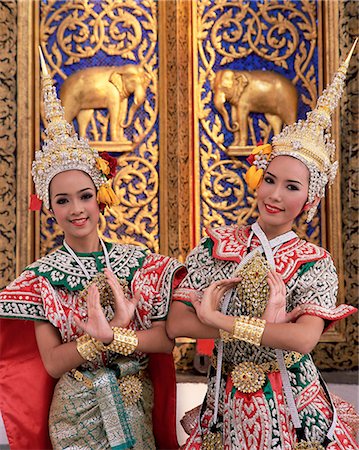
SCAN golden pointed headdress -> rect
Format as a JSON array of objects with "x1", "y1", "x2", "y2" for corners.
[
  {"x1": 245, "y1": 39, "x2": 357, "y2": 221},
  {"x1": 32, "y1": 48, "x2": 119, "y2": 210}
]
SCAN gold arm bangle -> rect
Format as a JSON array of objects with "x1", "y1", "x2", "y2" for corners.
[
  {"x1": 232, "y1": 315, "x2": 266, "y2": 347},
  {"x1": 76, "y1": 334, "x2": 100, "y2": 362},
  {"x1": 95, "y1": 327, "x2": 138, "y2": 356},
  {"x1": 219, "y1": 328, "x2": 234, "y2": 342}
]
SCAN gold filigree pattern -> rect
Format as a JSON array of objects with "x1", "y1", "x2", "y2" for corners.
[
  {"x1": 40, "y1": 0, "x2": 157, "y2": 66},
  {"x1": 194, "y1": 0, "x2": 318, "y2": 240},
  {"x1": 0, "y1": 1, "x2": 17, "y2": 288},
  {"x1": 201, "y1": 155, "x2": 258, "y2": 229},
  {"x1": 99, "y1": 148, "x2": 159, "y2": 252},
  {"x1": 39, "y1": 0, "x2": 159, "y2": 253},
  {"x1": 235, "y1": 253, "x2": 270, "y2": 317},
  {"x1": 312, "y1": 2, "x2": 358, "y2": 370}
]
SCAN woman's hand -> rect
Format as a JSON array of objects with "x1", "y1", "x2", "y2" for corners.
[
  {"x1": 263, "y1": 271, "x2": 301, "y2": 323},
  {"x1": 191, "y1": 278, "x2": 241, "y2": 328},
  {"x1": 104, "y1": 268, "x2": 140, "y2": 328},
  {"x1": 74, "y1": 284, "x2": 113, "y2": 343}
]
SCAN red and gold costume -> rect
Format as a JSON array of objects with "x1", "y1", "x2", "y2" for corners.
[
  {"x1": 0, "y1": 243, "x2": 185, "y2": 450},
  {"x1": 174, "y1": 224, "x2": 358, "y2": 450}
]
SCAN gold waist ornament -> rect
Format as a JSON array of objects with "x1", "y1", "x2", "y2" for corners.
[
  {"x1": 294, "y1": 441, "x2": 325, "y2": 450},
  {"x1": 202, "y1": 430, "x2": 223, "y2": 450},
  {"x1": 212, "y1": 351, "x2": 303, "y2": 394},
  {"x1": 71, "y1": 369, "x2": 145, "y2": 406}
]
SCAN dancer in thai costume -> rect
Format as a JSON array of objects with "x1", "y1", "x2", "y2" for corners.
[
  {"x1": 167, "y1": 41, "x2": 358, "y2": 450},
  {"x1": 0, "y1": 53, "x2": 185, "y2": 450}
]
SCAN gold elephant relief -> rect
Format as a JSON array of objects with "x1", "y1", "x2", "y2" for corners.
[
  {"x1": 212, "y1": 69, "x2": 298, "y2": 152},
  {"x1": 59, "y1": 65, "x2": 151, "y2": 148}
]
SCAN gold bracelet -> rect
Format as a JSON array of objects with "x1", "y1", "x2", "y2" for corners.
[
  {"x1": 95, "y1": 327, "x2": 138, "y2": 356},
  {"x1": 76, "y1": 334, "x2": 99, "y2": 362},
  {"x1": 232, "y1": 316, "x2": 266, "y2": 346},
  {"x1": 219, "y1": 328, "x2": 233, "y2": 342}
]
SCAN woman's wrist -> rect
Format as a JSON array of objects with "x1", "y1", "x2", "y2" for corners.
[
  {"x1": 219, "y1": 315, "x2": 266, "y2": 347},
  {"x1": 109, "y1": 318, "x2": 130, "y2": 329},
  {"x1": 94, "y1": 327, "x2": 138, "y2": 355},
  {"x1": 204, "y1": 310, "x2": 227, "y2": 329},
  {"x1": 101, "y1": 330, "x2": 114, "y2": 345}
]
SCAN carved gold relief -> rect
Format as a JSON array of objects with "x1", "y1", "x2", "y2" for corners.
[
  {"x1": 39, "y1": 0, "x2": 159, "y2": 254},
  {"x1": 0, "y1": 1, "x2": 17, "y2": 288},
  {"x1": 201, "y1": 156, "x2": 258, "y2": 228},
  {"x1": 59, "y1": 64, "x2": 152, "y2": 148},
  {"x1": 212, "y1": 69, "x2": 298, "y2": 152},
  {"x1": 194, "y1": 0, "x2": 319, "y2": 242}
]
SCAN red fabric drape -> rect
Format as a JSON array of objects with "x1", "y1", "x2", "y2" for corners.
[
  {"x1": 0, "y1": 321, "x2": 180, "y2": 450},
  {"x1": 0, "y1": 319, "x2": 56, "y2": 450},
  {"x1": 149, "y1": 353, "x2": 179, "y2": 450}
]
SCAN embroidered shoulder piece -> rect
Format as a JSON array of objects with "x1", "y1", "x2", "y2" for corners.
[
  {"x1": 207, "y1": 225, "x2": 253, "y2": 262},
  {"x1": 298, "y1": 303, "x2": 357, "y2": 332},
  {"x1": 288, "y1": 256, "x2": 357, "y2": 330},
  {"x1": 27, "y1": 244, "x2": 150, "y2": 291},
  {"x1": 274, "y1": 239, "x2": 328, "y2": 283},
  {"x1": 0, "y1": 270, "x2": 46, "y2": 320},
  {"x1": 132, "y1": 254, "x2": 186, "y2": 322},
  {"x1": 207, "y1": 225, "x2": 328, "y2": 283}
]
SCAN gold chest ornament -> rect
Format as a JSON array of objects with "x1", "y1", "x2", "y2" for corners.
[
  {"x1": 235, "y1": 252, "x2": 270, "y2": 317},
  {"x1": 80, "y1": 272, "x2": 130, "y2": 309}
]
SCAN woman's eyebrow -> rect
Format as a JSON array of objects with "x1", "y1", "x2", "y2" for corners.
[
  {"x1": 266, "y1": 171, "x2": 303, "y2": 185},
  {"x1": 54, "y1": 187, "x2": 93, "y2": 198},
  {"x1": 266, "y1": 171, "x2": 276, "y2": 178}
]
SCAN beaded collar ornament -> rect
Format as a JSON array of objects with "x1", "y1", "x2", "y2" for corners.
[
  {"x1": 245, "y1": 39, "x2": 357, "y2": 222},
  {"x1": 31, "y1": 48, "x2": 119, "y2": 211}
]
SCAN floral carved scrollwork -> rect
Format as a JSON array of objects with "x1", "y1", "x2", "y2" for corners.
[
  {"x1": 99, "y1": 143, "x2": 159, "y2": 251},
  {"x1": 195, "y1": 0, "x2": 319, "y2": 240},
  {"x1": 201, "y1": 153, "x2": 258, "y2": 228},
  {"x1": 41, "y1": 0, "x2": 157, "y2": 67},
  {"x1": 39, "y1": 0, "x2": 159, "y2": 254},
  {"x1": 0, "y1": 1, "x2": 16, "y2": 287}
]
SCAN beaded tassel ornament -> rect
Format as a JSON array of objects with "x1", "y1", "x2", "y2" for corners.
[{"x1": 32, "y1": 48, "x2": 119, "y2": 210}]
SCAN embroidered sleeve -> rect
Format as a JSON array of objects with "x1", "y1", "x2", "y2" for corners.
[
  {"x1": 0, "y1": 270, "x2": 47, "y2": 321},
  {"x1": 290, "y1": 257, "x2": 356, "y2": 330},
  {"x1": 172, "y1": 237, "x2": 234, "y2": 305},
  {"x1": 132, "y1": 253, "x2": 186, "y2": 323}
]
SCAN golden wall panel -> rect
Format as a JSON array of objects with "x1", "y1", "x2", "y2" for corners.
[
  {"x1": 2, "y1": 0, "x2": 357, "y2": 371},
  {"x1": 312, "y1": 1, "x2": 358, "y2": 369},
  {"x1": 0, "y1": 1, "x2": 17, "y2": 288},
  {"x1": 192, "y1": 0, "x2": 322, "y2": 246},
  {"x1": 159, "y1": 0, "x2": 192, "y2": 261},
  {"x1": 37, "y1": 0, "x2": 161, "y2": 255}
]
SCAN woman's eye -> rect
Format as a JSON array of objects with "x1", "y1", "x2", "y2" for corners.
[
  {"x1": 264, "y1": 176, "x2": 274, "y2": 184},
  {"x1": 56, "y1": 198, "x2": 67, "y2": 205},
  {"x1": 287, "y1": 184, "x2": 299, "y2": 191},
  {"x1": 81, "y1": 192, "x2": 94, "y2": 200}
]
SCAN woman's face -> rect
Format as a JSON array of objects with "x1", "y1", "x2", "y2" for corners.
[
  {"x1": 256, "y1": 155, "x2": 309, "y2": 238},
  {"x1": 50, "y1": 170, "x2": 100, "y2": 246}
]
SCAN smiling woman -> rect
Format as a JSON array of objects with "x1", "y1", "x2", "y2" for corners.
[
  {"x1": 256, "y1": 156, "x2": 314, "y2": 240},
  {"x1": 166, "y1": 42, "x2": 359, "y2": 449},
  {"x1": 50, "y1": 171, "x2": 101, "y2": 252},
  {"x1": 0, "y1": 53, "x2": 185, "y2": 450}
]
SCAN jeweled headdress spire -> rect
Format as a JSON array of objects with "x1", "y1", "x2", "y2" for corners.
[
  {"x1": 245, "y1": 39, "x2": 358, "y2": 221},
  {"x1": 32, "y1": 47, "x2": 119, "y2": 210}
]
